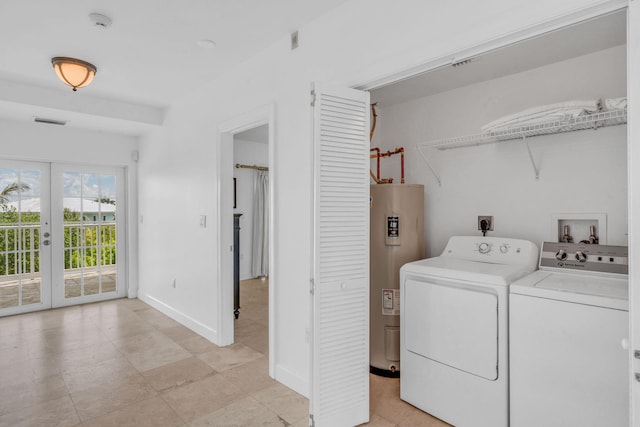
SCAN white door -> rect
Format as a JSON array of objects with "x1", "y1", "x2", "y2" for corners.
[
  {"x1": 0, "y1": 161, "x2": 126, "y2": 316},
  {"x1": 310, "y1": 83, "x2": 370, "y2": 426},
  {"x1": 0, "y1": 160, "x2": 51, "y2": 316},
  {"x1": 51, "y1": 164, "x2": 126, "y2": 307}
]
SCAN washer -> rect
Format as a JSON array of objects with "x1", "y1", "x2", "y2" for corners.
[
  {"x1": 400, "y1": 236, "x2": 539, "y2": 427},
  {"x1": 509, "y1": 242, "x2": 629, "y2": 427}
]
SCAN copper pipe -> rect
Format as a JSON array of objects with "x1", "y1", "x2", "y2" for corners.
[
  {"x1": 373, "y1": 147, "x2": 405, "y2": 184},
  {"x1": 370, "y1": 103, "x2": 378, "y2": 141},
  {"x1": 370, "y1": 147, "x2": 381, "y2": 180}
]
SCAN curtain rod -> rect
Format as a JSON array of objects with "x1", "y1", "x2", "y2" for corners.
[{"x1": 235, "y1": 163, "x2": 269, "y2": 171}]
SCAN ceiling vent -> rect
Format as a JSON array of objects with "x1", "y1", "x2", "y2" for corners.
[{"x1": 34, "y1": 117, "x2": 67, "y2": 126}]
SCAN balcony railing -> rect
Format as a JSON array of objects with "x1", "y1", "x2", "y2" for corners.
[{"x1": 0, "y1": 221, "x2": 117, "y2": 277}]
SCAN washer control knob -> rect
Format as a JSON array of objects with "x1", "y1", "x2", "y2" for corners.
[
  {"x1": 499, "y1": 245, "x2": 509, "y2": 254},
  {"x1": 575, "y1": 251, "x2": 587, "y2": 262},
  {"x1": 479, "y1": 242, "x2": 491, "y2": 254},
  {"x1": 555, "y1": 250, "x2": 567, "y2": 261}
]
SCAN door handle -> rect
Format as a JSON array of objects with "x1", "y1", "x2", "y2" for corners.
[{"x1": 42, "y1": 240, "x2": 50, "y2": 246}]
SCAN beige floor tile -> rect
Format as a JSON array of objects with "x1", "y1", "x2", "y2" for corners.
[
  {"x1": 100, "y1": 315, "x2": 157, "y2": 341},
  {"x1": 251, "y1": 382, "x2": 309, "y2": 425},
  {"x1": 0, "y1": 373, "x2": 68, "y2": 414},
  {"x1": 114, "y1": 330, "x2": 193, "y2": 372},
  {"x1": 50, "y1": 340, "x2": 123, "y2": 371},
  {"x1": 198, "y1": 343, "x2": 264, "y2": 372},
  {"x1": 160, "y1": 324, "x2": 201, "y2": 343},
  {"x1": 0, "y1": 353, "x2": 63, "y2": 388},
  {"x1": 161, "y1": 374, "x2": 245, "y2": 422},
  {"x1": 70, "y1": 372, "x2": 157, "y2": 421},
  {"x1": 82, "y1": 396, "x2": 186, "y2": 427},
  {"x1": 220, "y1": 357, "x2": 276, "y2": 394},
  {"x1": 142, "y1": 356, "x2": 216, "y2": 392},
  {"x1": 397, "y1": 406, "x2": 452, "y2": 427},
  {"x1": 0, "y1": 394, "x2": 80, "y2": 427},
  {"x1": 62, "y1": 355, "x2": 138, "y2": 393},
  {"x1": 358, "y1": 413, "x2": 396, "y2": 426},
  {"x1": 189, "y1": 396, "x2": 285, "y2": 427},
  {"x1": 177, "y1": 335, "x2": 219, "y2": 355},
  {"x1": 136, "y1": 308, "x2": 183, "y2": 329}
]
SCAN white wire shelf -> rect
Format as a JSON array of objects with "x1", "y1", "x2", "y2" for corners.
[
  {"x1": 416, "y1": 108, "x2": 627, "y2": 185},
  {"x1": 417, "y1": 108, "x2": 627, "y2": 150}
]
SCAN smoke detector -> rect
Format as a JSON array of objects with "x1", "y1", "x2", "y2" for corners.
[{"x1": 89, "y1": 13, "x2": 112, "y2": 29}]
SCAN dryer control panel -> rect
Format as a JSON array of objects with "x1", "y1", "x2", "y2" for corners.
[{"x1": 540, "y1": 242, "x2": 628, "y2": 275}]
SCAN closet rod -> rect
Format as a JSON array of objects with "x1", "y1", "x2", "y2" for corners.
[{"x1": 235, "y1": 163, "x2": 269, "y2": 171}]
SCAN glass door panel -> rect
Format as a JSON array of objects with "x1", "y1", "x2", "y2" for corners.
[
  {"x1": 53, "y1": 166, "x2": 125, "y2": 306},
  {"x1": 0, "y1": 161, "x2": 51, "y2": 316}
]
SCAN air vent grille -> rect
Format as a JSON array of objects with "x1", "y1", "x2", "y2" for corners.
[{"x1": 34, "y1": 117, "x2": 67, "y2": 126}]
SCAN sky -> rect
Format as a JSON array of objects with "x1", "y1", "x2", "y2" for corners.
[{"x1": 0, "y1": 167, "x2": 116, "y2": 201}]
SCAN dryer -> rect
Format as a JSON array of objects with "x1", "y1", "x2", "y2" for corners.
[{"x1": 400, "y1": 236, "x2": 538, "y2": 427}]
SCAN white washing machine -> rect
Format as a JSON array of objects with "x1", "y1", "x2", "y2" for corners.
[
  {"x1": 509, "y1": 242, "x2": 629, "y2": 427},
  {"x1": 400, "y1": 236, "x2": 539, "y2": 427}
]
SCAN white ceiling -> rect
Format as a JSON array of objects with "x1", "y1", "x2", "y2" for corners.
[
  {"x1": 235, "y1": 124, "x2": 269, "y2": 144},
  {"x1": 371, "y1": 10, "x2": 626, "y2": 106},
  {"x1": 0, "y1": 0, "x2": 350, "y2": 135},
  {"x1": 0, "y1": 5, "x2": 626, "y2": 136}
]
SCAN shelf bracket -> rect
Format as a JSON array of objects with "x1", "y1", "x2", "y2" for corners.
[
  {"x1": 523, "y1": 136, "x2": 540, "y2": 181},
  {"x1": 417, "y1": 146, "x2": 442, "y2": 186}
]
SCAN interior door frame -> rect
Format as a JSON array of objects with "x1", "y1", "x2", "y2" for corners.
[
  {"x1": 50, "y1": 163, "x2": 127, "y2": 308},
  {"x1": 217, "y1": 104, "x2": 276, "y2": 377}
]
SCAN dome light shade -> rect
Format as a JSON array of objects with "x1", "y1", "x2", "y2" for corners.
[{"x1": 51, "y1": 57, "x2": 97, "y2": 91}]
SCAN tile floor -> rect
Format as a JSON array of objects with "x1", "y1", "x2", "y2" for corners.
[{"x1": 0, "y1": 278, "x2": 449, "y2": 427}]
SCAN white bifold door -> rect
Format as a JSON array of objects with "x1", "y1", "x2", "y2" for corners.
[
  {"x1": 310, "y1": 83, "x2": 370, "y2": 427},
  {"x1": 0, "y1": 160, "x2": 126, "y2": 316}
]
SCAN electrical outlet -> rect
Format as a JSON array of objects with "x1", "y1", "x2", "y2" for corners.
[{"x1": 478, "y1": 216, "x2": 494, "y2": 231}]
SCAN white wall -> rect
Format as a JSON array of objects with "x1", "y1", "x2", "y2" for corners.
[
  {"x1": 0, "y1": 118, "x2": 140, "y2": 296},
  {"x1": 233, "y1": 139, "x2": 269, "y2": 280},
  {"x1": 136, "y1": 0, "x2": 629, "y2": 396},
  {"x1": 373, "y1": 45, "x2": 627, "y2": 257}
]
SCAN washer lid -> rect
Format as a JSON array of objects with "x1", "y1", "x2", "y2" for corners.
[
  {"x1": 401, "y1": 257, "x2": 537, "y2": 286},
  {"x1": 510, "y1": 270, "x2": 628, "y2": 310}
]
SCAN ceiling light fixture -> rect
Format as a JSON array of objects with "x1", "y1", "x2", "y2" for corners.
[{"x1": 51, "y1": 57, "x2": 97, "y2": 91}]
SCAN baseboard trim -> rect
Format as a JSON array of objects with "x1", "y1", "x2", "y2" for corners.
[
  {"x1": 274, "y1": 363, "x2": 309, "y2": 398},
  {"x1": 137, "y1": 292, "x2": 218, "y2": 344}
]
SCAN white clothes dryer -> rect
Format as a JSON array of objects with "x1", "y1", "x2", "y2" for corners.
[{"x1": 400, "y1": 236, "x2": 538, "y2": 427}]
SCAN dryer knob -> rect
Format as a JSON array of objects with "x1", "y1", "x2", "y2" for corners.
[
  {"x1": 479, "y1": 242, "x2": 491, "y2": 254},
  {"x1": 555, "y1": 250, "x2": 567, "y2": 261},
  {"x1": 575, "y1": 251, "x2": 587, "y2": 262}
]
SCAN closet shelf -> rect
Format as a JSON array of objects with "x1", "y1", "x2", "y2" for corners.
[
  {"x1": 417, "y1": 108, "x2": 627, "y2": 151},
  {"x1": 416, "y1": 108, "x2": 627, "y2": 185}
]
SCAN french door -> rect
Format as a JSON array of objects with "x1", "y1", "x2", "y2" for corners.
[{"x1": 0, "y1": 160, "x2": 126, "y2": 316}]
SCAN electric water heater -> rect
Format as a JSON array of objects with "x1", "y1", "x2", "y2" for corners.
[{"x1": 370, "y1": 184, "x2": 425, "y2": 376}]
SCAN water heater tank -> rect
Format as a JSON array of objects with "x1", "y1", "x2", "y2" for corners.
[{"x1": 370, "y1": 184, "x2": 425, "y2": 377}]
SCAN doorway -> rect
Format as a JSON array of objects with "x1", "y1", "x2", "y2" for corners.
[
  {"x1": 233, "y1": 125, "x2": 270, "y2": 353},
  {"x1": 0, "y1": 160, "x2": 127, "y2": 316},
  {"x1": 217, "y1": 104, "x2": 275, "y2": 378}
]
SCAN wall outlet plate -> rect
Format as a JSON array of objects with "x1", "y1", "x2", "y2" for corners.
[{"x1": 478, "y1": 216, "x2": 494, "y2": 231}]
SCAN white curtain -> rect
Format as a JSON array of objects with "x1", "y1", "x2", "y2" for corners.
[{"x1": 251, "y1": 170, "x2": 269, "y2": 277}]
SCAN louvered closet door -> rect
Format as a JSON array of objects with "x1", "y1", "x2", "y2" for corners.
[{"x1": 310, "y1": 83, "x2": 370, "y2": 427}]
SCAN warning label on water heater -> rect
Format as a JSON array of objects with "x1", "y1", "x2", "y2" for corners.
[{"x1": 382, "y1": 289, "x2": 400, "y2": 316}]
